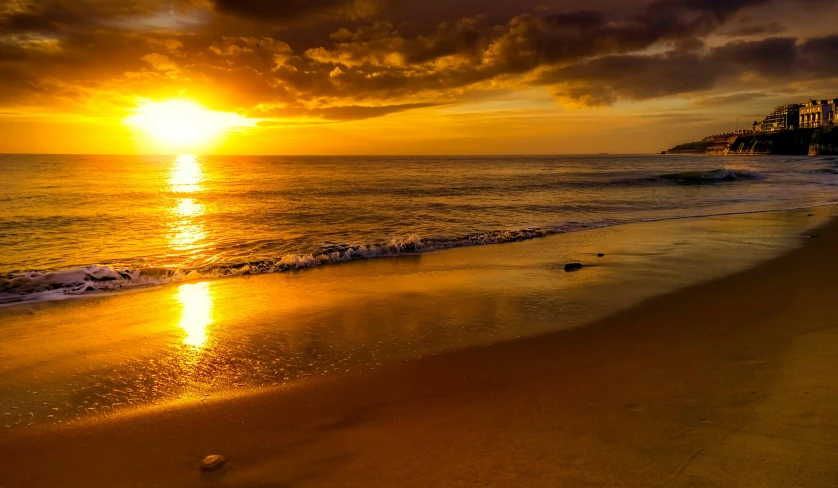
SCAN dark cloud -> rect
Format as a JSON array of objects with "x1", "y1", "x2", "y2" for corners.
[
  {"x1": 209, "y1": 0, "x2": 379, "y2": 21},
  {"x1": 723, "y1": 21, "x2": 785, "y2": 37},
  {"x1": 798, "y1": 34, "x2": 838, "y2": 77},
  {"x1": 673, "y1": 37, "x2": 705, "y2": 50},
  {"x1": 544, "y1": 10, "x2": 607, "y2": 27},
  {"x1": 662, "y1": 0, "x2": 771, "y2": 18},
  {"x1": 543, "y1": 36, "x2": 834, "y2": 106},
  {"x1": 0, "y1": 0, "x2": 836, "y2": 120},
  {"x1": 711, "y1": 36, "x2": 798, "y2": 76},
  {"x1": 401, "y1": 19, "x2": 484, "y2": 64},
  {"x1": 0, "y1": 2, "x2": 80, "y2": 34},
  {"x1": 0, "y1": 0, "x2": 181, "y2": 33},
  {"x1": 546, "y1": 52, "x2": 720, "y2": 106},
  {"x1": 691, "y1": 92, "x2": 769, "y2": 107}
]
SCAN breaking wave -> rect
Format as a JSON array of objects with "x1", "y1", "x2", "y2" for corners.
[
  {"x1": 0, "y1": 220, "x2": 621, "y2": 304},
  {"x1": 617, "y1": 168, "x2": 766, "y2": 186}
]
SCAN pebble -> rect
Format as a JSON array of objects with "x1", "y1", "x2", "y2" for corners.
[{"x1": 200, "y1": 455, "x2": 225, "y2": 471}]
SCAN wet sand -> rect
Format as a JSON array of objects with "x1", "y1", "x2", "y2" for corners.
[{"x1": 2, "y1": 214, "x2": 838, "y2": 487}]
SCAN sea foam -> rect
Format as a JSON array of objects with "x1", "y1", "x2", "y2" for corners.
[{"x1": 0, "y1": 221, "x2": 619, "y2": 304}]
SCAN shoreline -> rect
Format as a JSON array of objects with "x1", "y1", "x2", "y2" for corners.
[
  {"x1": 2, "y1": 201, "x2": 836, "y2": 307},
  {"x1": 0, "y1": 208, "x2": 833, "y2": 426},
  {"x1": 2, "y1": 212, "x2": 838, "y2": 486}
]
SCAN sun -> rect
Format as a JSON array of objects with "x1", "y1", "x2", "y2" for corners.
[{"x1": 126, "y1": 100, "x2": 255, "y2": 146}]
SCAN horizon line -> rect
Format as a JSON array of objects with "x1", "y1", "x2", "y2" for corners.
[{"x1": 0, "y1": 152, "x2": 667, "y2": 157}]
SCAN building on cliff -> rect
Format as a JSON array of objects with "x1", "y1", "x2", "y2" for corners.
[
  {"x1": 754, "y1": 104, "x2": 800, "y2": 132},
  {"x1": 667, "y1": 96, "x2": 838, "y2": 156},
  {"x1": 799, "y1": 99, "x2": 837, "y2": 129}
]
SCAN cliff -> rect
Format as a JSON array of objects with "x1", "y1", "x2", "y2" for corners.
[
  {"x1": 727, "y1": 129, "x2": 814, "y2": 155},
  {"x1": 808, "y1": 127, "x2": 838, "y2": 156},
  {"x1": 665, "y1": 141, "x2": 713, "y2": 154},
  {"x1": 666, "y1": 127, "x2": 838, "y2": 156}
]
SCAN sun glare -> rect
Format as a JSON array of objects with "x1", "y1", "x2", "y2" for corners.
[
  {"x1": 126, "y1": 100, "x2": 255, "y2": 145},
  {"x1": 176, "y1": 282, "x2": 213, "y2": 348}
]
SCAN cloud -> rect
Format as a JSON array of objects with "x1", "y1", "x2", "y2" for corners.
[
  {"x1": 546, "y1": 52, "x2": 721, "y2": 106},
  {"x1": 798, "y1": 34, "x2": 838, "y2": 77},
  {"x1": 690, "y1": 92, "x2": 769, "y2": 107},
  {"x1": 141, "y1": 53, "x2": 178, "y2": 71},
  {"x1": 254, "y1": 102, "x2": 440, "y2": 121},
  {"x1": 711, "y1": 37, "x2": 798, "y2": 76},
  {"x1": 723, "y1": 21, "x2": 785, "y2": 37},
  {"x1": 0, "y1": 0, "x2": 836, "y2": 121},
  {"x1": 208, "y1": 0, "x2": 380, "y2": 21},
  {"x1": 543, "y1": 36, "x2": 836, "y2": 106}
]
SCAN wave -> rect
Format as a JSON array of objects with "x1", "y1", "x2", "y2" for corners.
[
  {"x1": 617, "y1": 168, "x2": 766, "y2": 186},
  {"x1": 0, "y1": 220, "x2": 622, "y2": 304},
  {"x1": 3, "y1": 200, "x2": 834, "y2": 306}
]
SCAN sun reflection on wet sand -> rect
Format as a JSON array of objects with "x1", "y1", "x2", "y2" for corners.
[
  {"x1": 169, "y1": 155, "x2": 213, "y2": 345},
  {"x1": 176, "y1": 282, "x2": 213, "y2": 347}
]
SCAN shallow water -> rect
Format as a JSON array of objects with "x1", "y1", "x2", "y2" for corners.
[
  {"x1": 1, "y1": 154, "x2": 837, "y2": 302},
  {"x1": 0, "y1": 208, "x2": 833, "y2": 428}
]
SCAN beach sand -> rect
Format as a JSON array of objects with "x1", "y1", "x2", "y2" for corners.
[{"x1": 2, "y1": 212, "x2": 838, "y2": 487}]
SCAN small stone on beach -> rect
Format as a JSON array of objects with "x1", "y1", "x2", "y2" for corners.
[
  {"x1": 200, "y1": 455, "x2": 225, "y2": 471},
  {"x1": 564, "y1": 263, "x2": 583, "y2": 272}
]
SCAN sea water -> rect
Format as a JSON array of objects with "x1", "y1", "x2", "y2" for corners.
[
  {"x1": 2, "y1": 153, "x2": 838, "y2": 427},
  {"x1": 1, "y1": 153, "x2": 837, "y2": 303}
]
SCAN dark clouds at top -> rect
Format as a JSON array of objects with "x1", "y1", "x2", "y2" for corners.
[
  {"x1": 1, "y1": 0, "x2": 836, "y2": 120},
  {"x1": 209, "y1": 0, "x2": 377, "y2": 21}
]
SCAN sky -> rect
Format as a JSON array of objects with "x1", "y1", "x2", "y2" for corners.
[{"x1": 1, "y1": 0, "x2": 837, "y2": 154}]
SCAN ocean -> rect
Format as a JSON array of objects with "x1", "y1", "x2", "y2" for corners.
[{"x1": 1, "y1": 153, "x2": 837, "y2": 303}]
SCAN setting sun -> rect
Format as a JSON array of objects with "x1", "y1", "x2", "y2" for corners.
[
  {"x1": 125, "y1": 100, "x2": 255, "y2": 146},
  {"x1": 4, "y1": 0, "x2": 838, "y2": 486}
]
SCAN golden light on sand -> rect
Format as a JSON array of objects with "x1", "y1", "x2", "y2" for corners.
[
  {"x1": 126, "y1": 100, "x2": 255, "y2": 146},
  {"x1": 176, "y1": 282, "x2": 213, "y2": 347}
]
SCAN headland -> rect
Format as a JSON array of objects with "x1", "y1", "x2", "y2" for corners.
[{"x1": 666, "y1": 98, "x2": 838, "y2": 156}]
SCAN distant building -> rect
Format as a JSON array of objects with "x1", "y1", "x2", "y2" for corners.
[
  {"x1": 755, "y1": 104, "x2": 800, "y2": 132},
  {"x1": 799, "y1": 99, "x2": 837, "y2": 129}
]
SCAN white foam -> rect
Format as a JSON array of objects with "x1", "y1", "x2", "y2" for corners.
[
  {"x1": 0, "y1": 222, "x2": 618, "y2": 304},
  {"x1": 2, "y1": 205, "x2": 833, "y2": 306}
]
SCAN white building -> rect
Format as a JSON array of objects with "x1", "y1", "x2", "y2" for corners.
[{"x1": 799, "y1": 99, "x2": 837, "y2": 129}]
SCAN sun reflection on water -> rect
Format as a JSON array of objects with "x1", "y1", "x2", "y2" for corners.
[
  {"x1": 175, "y1": 198, "x2": 204, "y2": 217},
  {"x1": 176, "y1": 282, "x2": 213, "y2": 348},
  {"x1": 170, "y1": 154, "x2": 204, "y2": 193},
  {"x1": 167, "y1": 155, "x2": 209, "y2": 255},
  {"x1": 169, "y1": 224, "x2": 207, "y2": 251}
]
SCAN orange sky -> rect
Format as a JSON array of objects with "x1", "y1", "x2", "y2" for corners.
[{"x1": 1, "y1": 0, "x2": 837, "y2": 154}]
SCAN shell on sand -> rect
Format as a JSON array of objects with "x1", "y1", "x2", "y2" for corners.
[{"x1": 200, "y1": 455, "x2": 225, "y2": 471}]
